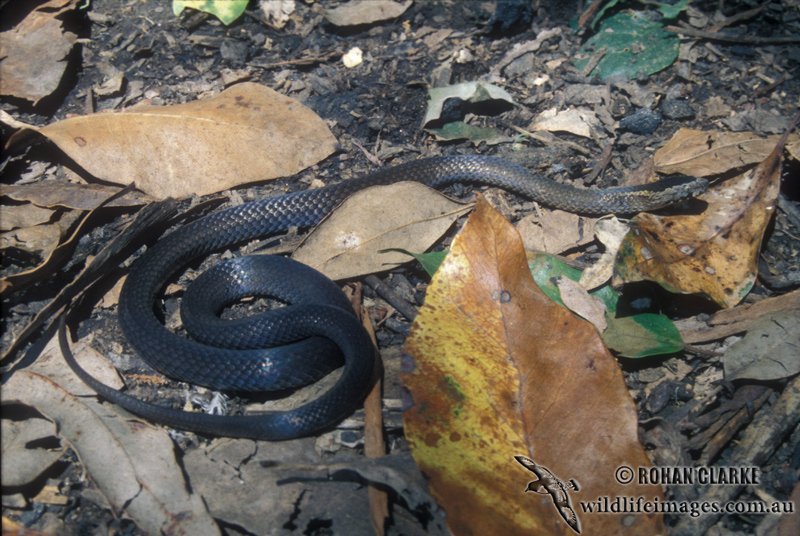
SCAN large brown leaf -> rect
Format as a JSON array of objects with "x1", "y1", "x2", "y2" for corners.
[
  {"x1": 653, "y1": 128, "x2": 800, "y2": 176},
  {"x1": 403, "y1": 196, "x2": 663, "y2": 535},
  {"x1": 292, "y1": 182, "x2": 472, "y2": 280},
  {"x1": 20, "y1": 83, "x2": 338, "y2": 198}
]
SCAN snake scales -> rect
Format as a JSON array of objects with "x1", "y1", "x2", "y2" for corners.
[{"x1": 61, "y1": 155, "x2": 707, "y2": 440}]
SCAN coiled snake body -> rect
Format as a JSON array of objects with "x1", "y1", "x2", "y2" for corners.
[{"x1": 63, "y1": 155, "x2": 707, "y2": 440}]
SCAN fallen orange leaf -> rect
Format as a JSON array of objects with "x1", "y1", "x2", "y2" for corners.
[
  {"x1": 403, "y1": 196, "x2": 663, "y2": 535},
  {"x1": 615, "y1": 116, "x2": 798, "y2": 308}
]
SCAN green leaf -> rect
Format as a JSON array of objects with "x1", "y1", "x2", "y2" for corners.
[
  {"x1": 601, "y1": 313, "x2": 684, "y2": 358},
  {"x1": 379, "y1": 248, "x2": 448, "y2": 277},
  {"x1": 173, "y1": 0, "x2": 248, "y2": 25},
  {"x1": 590, "y1": 0, "x2": 624, "y2": 30},
  {"x1": 527, "y1": 252, "x2": 683, "y2": 357},
  {"x1": 658, "y1": 0, "x2": 688, "y2": 20},
  {"x1": 575, "y1": 11, "x2": 680, "y2": 80}
]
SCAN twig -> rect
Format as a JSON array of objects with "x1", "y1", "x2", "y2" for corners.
[
  {"x1": 365, "y1": 275, "x2": 417, "y2": 321},
  {"x1": 509, "y1": 125, "x2": 593, "y2": 156},
  {"x1": 708, "y1": 5, "x2": 766, "y2": 33},
  {"x1": 664, "y1": 25, "x2": 800, "y2": 45}
]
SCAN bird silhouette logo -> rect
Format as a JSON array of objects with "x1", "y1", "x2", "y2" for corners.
[{"x1": 514, "y1": 455, "x2": 581, "y2": 534}]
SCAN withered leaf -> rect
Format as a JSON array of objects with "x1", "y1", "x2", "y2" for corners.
[
  {"x1": 0, "y1": 183, "x2": 155, "y2": 210},
  {"x1": 292, "y1": 182, "x2": 472, "y2": 280},
  {"x1": 403, "y1": 196, "x2": 663, "y2": 535},
  {"x1": 0, "y1": 0, "x2": 78, "y2": 104},
  {"x1": 22, "y1": 83, "x2": 337, "y2": 199},
  {"x1": 654, "y1": 128, "x2": 800, "y2": 176},
  {"x1": 615, "y1": 121, "x2": 795, "y2": 308},
  {"x1": 723, "y1": 312, "x2": 800, "y2": 381}
]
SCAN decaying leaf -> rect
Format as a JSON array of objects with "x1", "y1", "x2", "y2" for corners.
[
  {"x1": 403, "y1": 196, "x2": 663, "y2": 535},
  {"x1": 292, "y1": 182, "x2": 472, "y2": 280},
  {"x1": 654, "y1": 129, "x2": 800, "y2": 176},
  {"x1": 556, "y1": 275, "x2": 607, "y2": 331},
  {"x1": 2, "y1": 368, "x2": 222, "y2": 536},
  {"x1": 324, "y1": 0, "x2": 413, "y2": 27},
  {"x1": 0, "y1": 0, "x2": 79, "y2": 104},
  {"x1": 724, "y1": 312, "x2": 800, "y2": 381},
  {"x1": 615, "y1": 122, "x2": 795, "y2": 308},
  {"x1": 12, "y1": 83, "x2": 338, "y2": 199}
]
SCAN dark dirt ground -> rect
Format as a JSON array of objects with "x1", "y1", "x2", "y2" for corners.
[{"x1": 2, "y1": 1, "x2": 800, "y2": 535}]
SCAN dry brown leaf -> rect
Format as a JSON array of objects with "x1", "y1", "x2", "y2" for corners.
[
  {"x1": 654, "y1": 128, "x2": 800, "y2": 176},
  {"x1": 0, "y1": 206, "x2": 83, "y2": 290},
  {"x1": 530, "y1": 107, "x2": 602, "y2": 138},
  {"x1": 0, "y1": 224, "x2": 62, "y2": 267},
  {"x1": 0, "y1": 204, "x2": 56, "y2": 231},
  {"x1": 676, "y1": 290, "x2": 800, "y2": 344},
  {"x1": 1, "y1": 418, "x2": 65, "y2": 488},
  {"x1": 579, "y1": 216, "x2": 629, "y2": 290},
  {"x1": 0, "y1": 0, "x2": 79, "y2": 104},
  {"x1": 292, "y1": 182, "x2": 472, "y2": 280},
  {"x1": 556, "y1": 275, "x2": 608, "y2": 331},
  {"x1": 324, "y1": 0, "x2": 413, "y2": 26},
  {"x1": 615, "y1": 119, "x2": 796, "y2": 308},
  {"x1": 15, "y1": 83, "x2": 337, "y2": 199},
  {"x1": 0, "y1": 183, "x2": 155, "y2": 210},
  {"x1": 403, "y1": 196, "x2": 663, "y2": 535},
  {"x1": 0, "y1": 208, "x2": 85, "y2": 296},
  {"x1": 23, "y1": 336, "x2": 124, "y2": 397},
  {"x1": 516, "y1": 210, "x2": 597, "y2": 254}
]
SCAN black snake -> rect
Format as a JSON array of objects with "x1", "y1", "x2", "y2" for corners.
[{"x1": 61, "y1": 155, "x2": 707, "y2": 440}]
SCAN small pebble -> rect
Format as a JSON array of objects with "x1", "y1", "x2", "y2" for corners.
[{"x1": 619, "y1": 108, "x2": 662, "y2": 134}]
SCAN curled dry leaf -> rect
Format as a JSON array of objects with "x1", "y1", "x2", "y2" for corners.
[
  {"x1": 292, "y1": 182, "x2": 472, "y2": 280},
  {"x1": 556, "y1": 275, "x2": 608, "y2": 332},
  {"x1": 3, "y1": 369, "x2": 222, "y2": 536},
  {"x1": 14, "y1": 83, "x2": 337, "y2": 199},
  {"x1": 403, "y1": 196, "x2": 663, "y2": 535},
  {"x1": 654, "y1": 128, "x2": 800, "y2": 176},
  {"x1": 579, "y1": 216, "x2": 629, "y2": 290},
  {"x1": 424, "y1": 81, "x2": 515, "y2": 127},
  {"x1": 615, "y1": 123, "x2": 795, "y2": 308}
]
